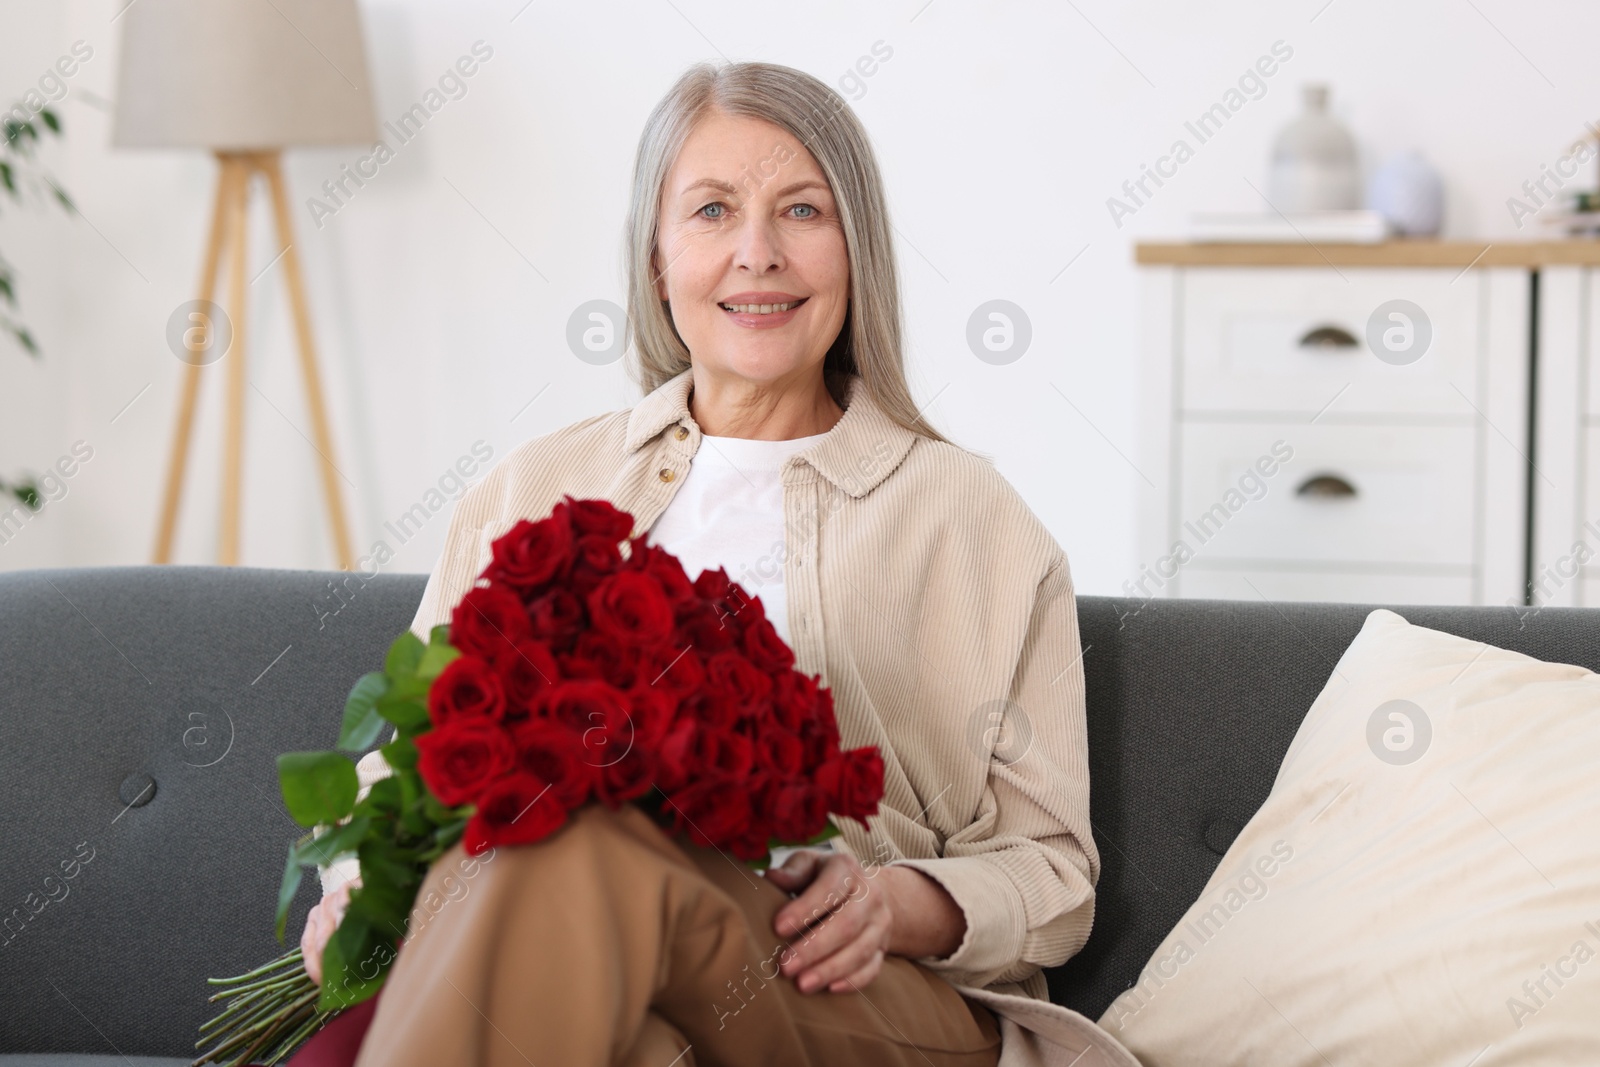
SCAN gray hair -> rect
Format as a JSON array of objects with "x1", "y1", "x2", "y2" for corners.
[{"x1": 620, "y1": 60, "x2": 951, "y2": 445}]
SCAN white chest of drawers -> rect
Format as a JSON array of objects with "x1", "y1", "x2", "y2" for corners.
[
  {"x1": 1132, "y1": 241, "x2": 1600, "y2": 607},
  {"x1": 1532, "y1": 265, "x2": 1600, "y2": 609}
]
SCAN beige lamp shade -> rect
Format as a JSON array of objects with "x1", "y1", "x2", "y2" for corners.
[{"x1": 112, "y1": 0, "x2": 377, "y2": 150}]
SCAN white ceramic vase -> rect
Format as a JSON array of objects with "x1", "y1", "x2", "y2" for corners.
[{"x1": 1267, "y1": 84, "x2": 1360, "y2": 212}]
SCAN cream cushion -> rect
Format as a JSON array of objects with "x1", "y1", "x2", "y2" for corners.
[{"x1": 1098, "y1": 608, "x2": 1600, "y2": 1065}]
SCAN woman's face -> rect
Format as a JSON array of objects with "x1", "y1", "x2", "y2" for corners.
[{"x1": 653, "y1": 109, "x2": 850, "y2": 390}]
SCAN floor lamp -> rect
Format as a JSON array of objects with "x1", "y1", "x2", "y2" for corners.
[{"x1": 111, "y1": 0, "x2": 378, "y2": 569}]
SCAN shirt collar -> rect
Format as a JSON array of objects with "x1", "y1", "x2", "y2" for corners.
[{"x1": 624, "y1": 366, "x2": 918, "y2": 498}]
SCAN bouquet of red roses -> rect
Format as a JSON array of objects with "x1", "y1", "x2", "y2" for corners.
[{"x1": 192, "y1": 496, "x2": 883, "y2": 1067}]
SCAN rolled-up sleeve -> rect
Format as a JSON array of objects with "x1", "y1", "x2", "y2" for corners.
[{"x1": 889, "y1": 554, "x2": 1100, "y2": 989}]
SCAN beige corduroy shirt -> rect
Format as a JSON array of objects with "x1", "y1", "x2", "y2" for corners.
[{"x1": 322, "y1": 367, "x2": 1141, "y2": 1067}]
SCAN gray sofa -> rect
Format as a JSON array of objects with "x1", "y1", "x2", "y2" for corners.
[{"x1": 4, "y1": 565, "x2": 1598, "y2": 1064}]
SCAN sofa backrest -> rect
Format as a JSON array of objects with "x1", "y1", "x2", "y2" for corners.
[
  {"x1": 0, "y1": 565, "x2": 427, "y2": 1056},
  {"x1": 3, "y1": 565, "x2": 1598, "y2": 1054}
]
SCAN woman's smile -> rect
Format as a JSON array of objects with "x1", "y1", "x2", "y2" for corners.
[{"x1": 719, "y1": 292, "x2": 809, "y2": 328}]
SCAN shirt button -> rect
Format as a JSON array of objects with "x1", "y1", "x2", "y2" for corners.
[
  {"x1": 658, "y1": 468, "x2": 675, "y2": 483},
  {"x1": 674, "y1": 426, "x2": 689, "y2": 440}
]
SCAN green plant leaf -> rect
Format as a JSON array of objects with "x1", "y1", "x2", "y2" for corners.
[
  {"x1": 353, "y1": 774, "x2": 403, "y2": 817},
  {"x1": 376, "y1": 693, "x2": 429, "y2": 734},
  {"x1": 275, "y1": 839, "x2": 304, "y2": 944},
  {"x1": 338, "y1": 671, "x2": 388, "y2": 752},
  {"x1": 385, "y1": 631, "x2": 424, "y2": 679},
  {"x1": 358, "y1": 837, "x2": 421, "y2": 892},
  {"x1": 416, "y1": 640, "x2": 460, "y2": 681},
  {"x1": 297, "y1": 816, "x2": 371, "y2": 869},
  {"x1": 316, "y1": 913, "x2": 386, "y2": 1012},
  {"x1": 347, "y1": 862, "x2": 414, "y2": 935},
  {"x1": 277, "y1": 751, "x2": 358, "y2": 827},
  {"x1": 379, "y1": 736, "x2": 418, "y2": 772},
  {"x1": 38, "y1": 108, "x2": 60, "y2": 133},
  {"x1": 0, "y1": 161, "x2": 13, "y2": 195}
]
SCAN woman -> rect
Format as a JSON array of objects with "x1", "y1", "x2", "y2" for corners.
[{"x1": 297, "y1": 60, "x2": 1139, "y2": 1067}]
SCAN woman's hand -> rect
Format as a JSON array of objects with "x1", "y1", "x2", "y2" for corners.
[
  {"x1": 763, "y1": 849, "x2": 966, "y2": 995},
  {"x1": 300, "y1": 878, "x2": 359, "y2": 986}
]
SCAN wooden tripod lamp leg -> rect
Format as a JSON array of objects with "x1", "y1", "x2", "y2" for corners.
[
  {"x1": 217, "y1": 156, "x2": 252, "y2": 566},
  {"x1": 152, "y1": 154, "x2": 238, "y2": 564},
  {"x1": 260, "y1": 152, "x2": 357, "y2": 571}
]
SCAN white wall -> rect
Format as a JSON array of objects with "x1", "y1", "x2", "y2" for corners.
[{"x1": 3, "y1": 0, "x2": 1598, "y2": 593}]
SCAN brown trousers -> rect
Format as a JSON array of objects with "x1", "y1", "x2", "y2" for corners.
[{"x1": 351, "y1": 802, "x2": 1002, "y2": 1067}]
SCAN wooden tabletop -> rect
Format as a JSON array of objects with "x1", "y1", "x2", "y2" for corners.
[{"x1": 1135, "y1": 240, "x2": 1600, "y2": 268}]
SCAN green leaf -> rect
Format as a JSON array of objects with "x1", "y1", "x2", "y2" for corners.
[
  {"x1": 376, "y1": 693, "x2": 429, "y2": 734},
  {"x1": 338, "y1": 671, "x2": 388, "y2": 752},
  {"x1": 297, "y1": 816, "x2": 371, "y2": 869},
  {"x1": 353, "y1": 774, "x2": 404, "y2": 817},
  {"x1": 421, "y1": 788, "x2": 466, "y2": 826},
  {"x1": 275, "y1": 838, "x2": 304, "y2": 944},
  {"x1": 430, "y1": 624, "x2": 451, "y2": 646},
  {"x1": 416, "y1": 640, "x2": 460, "y2": 681},
  {"x1": 47, "y1": 181, "x2": 73, "y2": 212},
  {"x1": 385, "y1": 631, "x2": 425, "y2": 678},
  {"x1": 358, "y1": 837, "x2": 422, "y2": 892},
  {"x1": 379, "y1": 736, "x2": 418, "y2": 772},
  {"x1": 277, "y1": 751, "x2": 358, "y2": 827},
  {"x1": 316, "y1": 913, "x2": 387, "y2": 1011},
  {"x1": 38, "y1": 108, "x2": 60, "y2": 133},
  {"x1": 347, "y1": 859, "x2": 415, "y2": 934},
  {"x1": 0, "y1": 161, "x2": 13, "y2": 194}
]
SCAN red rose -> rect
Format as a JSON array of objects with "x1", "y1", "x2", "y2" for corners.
[
  {"x1": 816, "y1": 747, "x2": 883, "y2": 823},
  {"x1": 622, "y1": 539, "x2": 698, "y2": 608},
  {"x1": 637, "y1": 642, "x2": 703, "y2": 702},
  {"x1": 537, "y1": 679, "x2": 633, "y2": 753},
  {"x1": 654, "y1": 718, "x2": 698, "y2": 793},
  {"x1": 693, "y1": 568, "x2": 762, "y2": 634},
  {"x1": 677, "y1": 689, "x2": 738, "y2": 731},
  {"x1": 528, "y1": 588, "x2": 584, "y2": 649},
  {"x1": 568, "y1": 534, "x2": 624, "y2": 597},
  {"x1": 742, "y1": 614, "x2": 796, "y2": 673},
  {"x1": 415, "y1": 718, "x2": 515, "y2": 806},
  {"x1": 486, "y1": 513, "x2": 574, "y2": 591},
  {"x1": 586, "y1": 570, "x2": 674, "y2": 647},
  {"x1": 492, "y1": 639, "x2": 560, "y2": 717},
  {"x1": 462, "y1": 771, "x2": 567, "y2": 854},
  {"x1": 766, "y1": 777, "x2": 829, "y2": 842},
  {"x1": 801, "y1": 721, "x2": 841, "y2": 768},
  {"x1": 674, "y1": 601, "x2": 737, "y2": 654},
  {"x1": 507, "y1": 717, "x2": 596, "y2": 809},
  {"x1": 704, "y1": 650, "x2": 774, "y2": 723},
  {"x1": 757, "y1": 727, "x2": 804, "y2": 777},
  {"x1": 667, "y1": 777, "x2": 753, "y2": 852},
  {"x1": 560, "y1": 629, "x2": 640, "y2": 689},
  {"x1": 564, "y1": 495, "x2": 635, "y2": 541},
  {"x1": 625, "y1": 683, "x2": 677, "y2": 749},
  {"x1": 451, "y1": 584, "x2": 533, "y2": 661},
  {"x1": 771, "y1": 671, "x2": 821, "y2": 733},
  {"x1": 692, "y1": 726, "x2": 756, "y2": 780},
  {"x1": 597, "y1": 745, "x2": 657, "y2": 809},
  {"x1": 428, "y1": 655, "x2": 507, "y2": 726}
]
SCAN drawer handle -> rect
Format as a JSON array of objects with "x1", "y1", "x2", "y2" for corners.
[
  {"x1": 1298, "y1": 325, "x2": 1359, "y2": 349},
  {"x1": 1296, "y1": 473, "x2": 1358, "y2": 498}
]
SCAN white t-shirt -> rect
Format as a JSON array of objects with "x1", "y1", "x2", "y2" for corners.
[{"x1": 645, "y1": 430, "x2": 828, "y2": 646}]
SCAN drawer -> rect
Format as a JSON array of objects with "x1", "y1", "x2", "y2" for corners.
[
  {"x1": 1174, "y1": 565, "x2": 1474, "y2": 605},
  {"x1": 1174, "y1": 422, "x2": 1478, "y2": 567},
  {"x1": 1180, "y1": 267, "x2": 1482, "y2": 416}
]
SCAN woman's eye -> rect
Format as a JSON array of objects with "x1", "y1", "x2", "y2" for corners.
[
  {"x1": 789, "y1": 203, "x2": 817, "y2": 219},
  {"x1": 698, "y1": 202, "x2": 727, "y2": 220}
]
